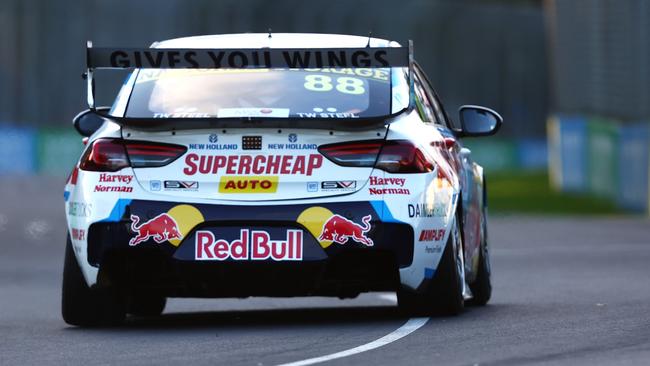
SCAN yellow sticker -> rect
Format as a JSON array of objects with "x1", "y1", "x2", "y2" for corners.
[{"x1": 218, "y1": 176, "x2": 279, "y2": 193}]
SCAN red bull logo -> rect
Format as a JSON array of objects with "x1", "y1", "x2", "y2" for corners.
[
  {"x1": 318, "y1": 214, "x2": 373, "y2": 246},
  {"x1": 195, "y1": 229, "x2": 303, "y2": 261},
  {"x1": 129, "y1": 213, "x2": 182, "y2": 246}
]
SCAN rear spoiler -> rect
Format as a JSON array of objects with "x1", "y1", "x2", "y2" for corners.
[{"x1": 84, "y1": 40, "x2": 414, "y2": 117}]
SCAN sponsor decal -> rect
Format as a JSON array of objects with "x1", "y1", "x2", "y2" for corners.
[
  {"x1": 195, "y1": 229, "x2": 303, "y2": 261},
  {"x1": 71, "y1": 228, "x2": 86, "y2": 241},
  {"x1": 94, "y1": 48, "x2": 404, "y2": 69},
  {"x1": 188, "y1": 143, "x2": 238, "y2": 150},
  {"x1": 150, "y1": 180, "x2": 161, "y2": 191},
  {"x1": 288, "y1": 133, "x2": 297, "y2": 143},
  {"x1": 296, "y1": 112, "x2": 359, "y2": 119},
  {"x1": 218, "y1": 108, "x2": 290, "y2": 118},
  {"x1": 218, "y1": 176, "x2": 278, "y2": 193},
  {"x1": 183, "y1": 154, "x2": 323, "y2": 176},
  {"x1": 408, "y1": 203, "x2": 446, "y2": 218},
  {"x1": 68, "y1": 201, "x2": 92, "y2": 217},
  {"x1": 368, "y1": 176, "x2": 410, "y2": 195},
  {"x1": 98, "y1": 173, "x2": 133, "y2": 184},
  {"x1": 319, "y1": 214, "x2": 373, "y2": 246},
  {"x1": 164, "y1": 180, "x2": 199, "y2": 191},
  {"x1": 153, "y1": 112, "x2": 210, "y2": 118},
  {"x1": 95, "y1": 173, "x2": 134, "y2": 193},
  {"x1": 267, "y1": 143, "x2": 318, "y2": 150},
  {"x1": 129, "y1": 213, "x2": 182, "y2": 246},
  {"x1": 307, "y1": 182, "x2": 318, "y2": 192},
  {"x1": 321, "y1": 181, "x2": 356, "y2": 191},
  {"x1": 425, "y1": 246, "x2": 442, "y2": 254},
  {"x1": 296, "y1": 207, "x2": 375, "y2": 249},
  {"x1": 209, "y1": 134, "x2": 218, "y2": 143},
  {"x1": 94, "y1": 185, "x2": 133, "y2": 193},
  {"x1": 419, "y1": 229, "x2": 446, "y2": 242}
]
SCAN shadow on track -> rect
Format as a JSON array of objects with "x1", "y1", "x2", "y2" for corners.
[
  {"x1": 62, "y1": 305, "x2": 406, "y2": 331},
  {"x1": 62, "y1": 301, "x2": 504, "y2": 332}
]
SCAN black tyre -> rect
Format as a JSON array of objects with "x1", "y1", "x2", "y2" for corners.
[
  {"x1": 468, "y1": 207, "x2": 492, "y2": 306},
  {"x1": 398, "y1": 215, "x2": 465, "y2": 316},
  {"x1": 61, "y1": 234, "x2": 125, "y2": 326},
  {"x1": 127, "y1": 294, "x2": 166, "y2": 317}
]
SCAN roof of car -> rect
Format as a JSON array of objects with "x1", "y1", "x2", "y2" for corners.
[{"x1": 154, "y1": 33, "x2": 401, "y2": 49}]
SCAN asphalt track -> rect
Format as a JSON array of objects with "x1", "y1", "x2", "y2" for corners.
[{"x1": 2, "y1": 176, "x2": 650, "y2": 365}]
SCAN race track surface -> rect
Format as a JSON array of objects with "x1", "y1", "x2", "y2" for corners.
[{"x1": 1, "y1": 176, "x2": 650, "y2": 365}]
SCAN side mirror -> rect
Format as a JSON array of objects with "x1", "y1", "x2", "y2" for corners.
[
  {"x1": 458, "y1": 105, "x2": 502, "y2": 137},
  {"x1": 72, "y1": 107, "x2": 111, "y2": 137}
]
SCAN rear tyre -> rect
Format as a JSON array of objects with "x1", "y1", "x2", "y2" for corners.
[
  {"x1": 468, "y1": 208, "x2": 492, "y2": 306},
  {"x1": 127, "y1": 294, "x2": 166, "y2": 317},
  {"x1": 398, "y1": 215, "x2": 465, "y2": 316},
  {"x1": 61, "y1": 235, "x2": 125, "y2": 326}
]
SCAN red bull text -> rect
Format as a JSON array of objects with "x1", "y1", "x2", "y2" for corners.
[
  {"x1": 318, "y1": 214, "x2": 373, "y2": 246},
  {"x1": 195, "y1": 229, "x2": 303, "y2": 261},
  {"x1": 129, "y1": 213, "x2": 182, "y2": 246}
]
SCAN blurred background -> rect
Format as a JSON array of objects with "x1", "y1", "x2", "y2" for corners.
[{"x1": 0, "y1": 0, "x2": 648, "y2": 215}]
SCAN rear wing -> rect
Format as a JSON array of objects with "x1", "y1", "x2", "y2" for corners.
[{"x1": 84, "y1": 40, "x2": 414, "y2": 115}]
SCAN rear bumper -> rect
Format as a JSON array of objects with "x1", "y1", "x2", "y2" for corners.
[{"x1": 88, "y1": 200, "x2": 413, "y2": 297}]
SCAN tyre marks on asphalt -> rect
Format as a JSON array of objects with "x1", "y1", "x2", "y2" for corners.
[{"x1": 275, "y1": 317, "x2": 429, "y2": 366}]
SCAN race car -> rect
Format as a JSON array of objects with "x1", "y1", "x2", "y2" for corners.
[{"x1": 62, "y1": 33, "x2": 501, "y2": 326}]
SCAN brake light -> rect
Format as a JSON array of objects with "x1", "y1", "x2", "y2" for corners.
[
  {"x1": 79, "y1": 139, "x2": 187, "y2": 172},
  {"x1": 375, "y1": 140, "x2": 434, "y2": 173},
  {"x1": 318, "y1": 140, "x2": 383, "y2": 167},
  {"x1": 125, "y1": 142, "x2": 187, "y2": 168},
  {"x1": 79, "y1": 139, "x2": 129, "y2": 171},
  {"x1": 318, "y1": 139, "x2": 434, "y2": 173}
]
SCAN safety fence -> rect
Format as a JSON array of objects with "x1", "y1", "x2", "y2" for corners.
[{"x1": 548, "y1": 116, "x2": 650, "y2": 213}]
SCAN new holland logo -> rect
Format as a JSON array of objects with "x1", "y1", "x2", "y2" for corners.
[{"x1": 218, "y1": 176, "x2": 279, "y2": 193}]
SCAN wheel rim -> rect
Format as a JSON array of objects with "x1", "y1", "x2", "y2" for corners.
[
  {"x1": 482, "y1": 207, "x2": 491, "y2": 276},
  {"x1": 454, "y1": 215, "x2": 466, "y2": 296}
]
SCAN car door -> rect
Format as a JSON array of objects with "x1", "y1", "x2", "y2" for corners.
[{"x1": 414, "y1": 64, "x2": 483, "y2": 279}]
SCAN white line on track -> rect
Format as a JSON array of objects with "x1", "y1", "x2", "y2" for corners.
[{"x1": 275, "y1": 317, "x2": 430, "y2": 366}]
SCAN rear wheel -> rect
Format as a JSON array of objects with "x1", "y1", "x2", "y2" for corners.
[
  {"x1": 468, "y1": 207, "x2": 492, "y2": 306},
  {"x1": 398, "y1": 214, "x2": 465, "y2": 316},
  {"x1": 61, "y1": 235, "x2": 125, "y2": 326}
]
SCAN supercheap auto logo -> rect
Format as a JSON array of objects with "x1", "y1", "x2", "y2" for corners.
[
  {"x1": 218, "y1": 176, "x2": 279, "y2": 193},
  {"x1": 183, "y1": 154, "x2": 323, "y2": 176}
]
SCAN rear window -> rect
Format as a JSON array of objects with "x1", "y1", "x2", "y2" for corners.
[{"x1": 125, "y1": 68, "x2": 399, "y2": 119}]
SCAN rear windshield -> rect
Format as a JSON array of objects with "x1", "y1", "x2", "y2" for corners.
[{"x1": 125, "y1": 68, "x2": 404, "y2": 119}]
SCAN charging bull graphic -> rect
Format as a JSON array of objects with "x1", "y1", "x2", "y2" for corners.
[
  {"x1": 129, "y1": 213, "x2": 182, "y2": 246},
  {"x1": 318, "y1": 214, "x2": 373, "y2": 246}
]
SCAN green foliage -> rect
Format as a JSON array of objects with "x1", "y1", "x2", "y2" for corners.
[{"x1": 487, "y1": 170, "x2": 622, "y2": 215}]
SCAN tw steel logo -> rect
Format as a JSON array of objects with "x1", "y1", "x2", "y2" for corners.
[
  {"x1": 195, "y1": 229, "x2": 303, "y2": 261},
  {"x1": 129, "y1": 214, "x2": 182, "y2": 246},
  {"x1": 319, "y1": 214, "x2": 373, "y2": 246}
]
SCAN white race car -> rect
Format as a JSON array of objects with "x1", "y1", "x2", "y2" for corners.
[{"x1": 63, "y1": 33, "x2": 501, "y2": 326}]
